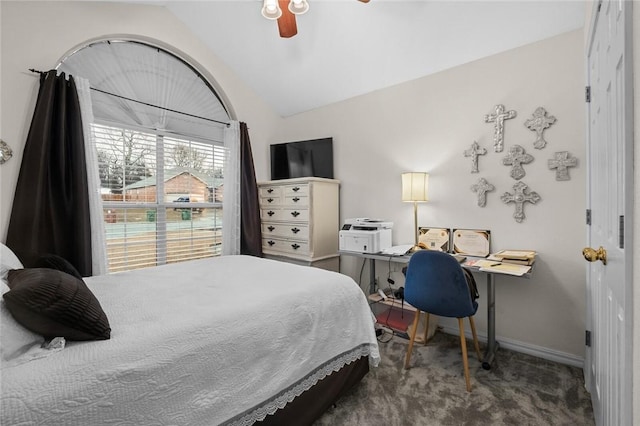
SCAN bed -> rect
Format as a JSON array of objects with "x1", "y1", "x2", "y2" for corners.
[{"x1": 0, "y1": 252, "x2": 380, "y2": 425}]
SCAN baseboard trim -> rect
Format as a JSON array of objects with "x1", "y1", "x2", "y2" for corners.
[{"x1": 439, "y1": 325, "x2": 585, "y2": 368}]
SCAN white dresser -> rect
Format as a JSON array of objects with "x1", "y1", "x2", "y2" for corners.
[{"x1": 258, "y1": 177, "x2": 340, "y2": 271}]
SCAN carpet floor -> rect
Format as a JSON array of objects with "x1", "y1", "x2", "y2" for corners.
[{"x1": 315, "y1": 331, "x2": 594, "y2": 426}]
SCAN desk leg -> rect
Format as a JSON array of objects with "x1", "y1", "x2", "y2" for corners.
[
  {"x1": 368, "y1": 258, "x2": 377, "y2": 294},
  {"x1": 482, "y1": 273, "x2": 499, "y2": 370}
]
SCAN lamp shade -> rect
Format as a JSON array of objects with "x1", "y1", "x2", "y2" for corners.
[
  {"x1": 402, "y1": 172, "x2": 429, "y2": 202},
  {"x1": 262, "y1": 0, "x2": 282, "y2": 20},
  {"x1": 288, "y1": 0, "x2": 309, "y2": 15}
]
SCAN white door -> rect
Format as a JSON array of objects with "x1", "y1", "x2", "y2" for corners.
[{"x1": 585, "y1": 1, "x2": 633, "y2": 424}]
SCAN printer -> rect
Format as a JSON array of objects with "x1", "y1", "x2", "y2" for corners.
[{"x1": 339, "y1": 218, "x2": 393, "y2": 253}]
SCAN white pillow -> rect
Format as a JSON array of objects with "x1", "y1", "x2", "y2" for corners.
[
  {"x1": 1, "y1": 281, "x2": 46, "y2": 364},
  {"x1": 1, "y1": 243, "x2": 24, "y2": 281}
]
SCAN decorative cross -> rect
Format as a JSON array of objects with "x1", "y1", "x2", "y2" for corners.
[
  {"x1": 548, "y1": 151, "x2": 578, "y2": 181},
  {"x1": 500, "y1": 181, "x2": 541, "y2": 223},
  {"x1": 470, "y1": 178, "x2": 495, "y2": 207},
  {"x1": 0, "y1": 139, "x2": 12, "y2": 165},
  {"x1": 502, "y1": 144, "x2": 534, "y2": 180},
  {"x1": 484, "y1": 104, "x2": 517, "y2": 152},
  {"x1": 524, "y1": 107, "x2": 556, "y2": 149},
  {"x1": 463, "y1": 141, "x2": 487, "y2": 173}
]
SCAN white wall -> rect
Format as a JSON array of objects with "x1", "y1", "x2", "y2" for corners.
[
  {"x1": 1, "y1": 1, "x2": 589, "y2": 361},
  {"x1": 0, "y1": 1, "x2": 282, "y2": 241},
  {"x1": 274, "y1": 30, "x2": 587, "y2": 360}
]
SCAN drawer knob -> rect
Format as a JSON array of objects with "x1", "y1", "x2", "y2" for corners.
[
  {"x1": 267, "y1": 211, "x2": 275, "y2": 217},
  {"x1": 268, "y1": 226, "x2": 275, "y2": 232},
  {"x1": 267, "y1": 198, "x2": 274, "y2": 203},
  {"x1": 267, "y1": 188, "x2": 274, "y2": 193},
  {"x1": 291, "y1": 243, "x2": 300, "y2": 250},
  {"x1": 291, "y1": 227, "x2": 300, "y2": 234},
  {"x1": 291, "y1": 211, "x2": 300, "y2": 217},
  {"x1": 293, "y1": 197, "x2": 300, "y2": 202},
  {"x1": 268, "y1": 240, "x2": 275, "y2": 246},
  {"x1": 292, "y1": 187, "x2": 300, "y2": 192}
]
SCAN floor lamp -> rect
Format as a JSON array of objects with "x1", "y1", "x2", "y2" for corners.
[{"x1": 402, "y1": 172, "x2": 429, "y2": 252}]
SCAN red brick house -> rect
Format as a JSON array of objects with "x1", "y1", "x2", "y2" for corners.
[{"x1": 123, "y1": 168, "x2": 223, "y2": 203}]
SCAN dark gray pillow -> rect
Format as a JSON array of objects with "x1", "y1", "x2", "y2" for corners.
[
  {"x1": 4, "y1": 268, "x2": 110, "y2": 341},
  {"x1": 33, "y1": 254, "x2": 83, "y2": 280}
]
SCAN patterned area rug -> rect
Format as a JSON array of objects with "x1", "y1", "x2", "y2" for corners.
[{"x1": 315, "y1": 331, "x2": 594, "y2": 425}]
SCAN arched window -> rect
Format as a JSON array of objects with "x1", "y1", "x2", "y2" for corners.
[{"x1": 58, "y1": 40, "x2": 231, "y2": 272}]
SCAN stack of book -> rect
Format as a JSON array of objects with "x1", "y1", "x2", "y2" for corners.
[{"x1": 488, "y1": 250, "x2": 536, "y2": 266}]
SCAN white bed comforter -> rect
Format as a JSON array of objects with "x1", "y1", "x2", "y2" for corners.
[{"x1": 1, "y1": 255, "x2": 380, "y2": 425}]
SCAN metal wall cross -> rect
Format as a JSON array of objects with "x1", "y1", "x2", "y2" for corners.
[
  {"x1": 471, "y1": 177, "x2": 495, "y2": 207},
  {"x1": 500, "y1": 181, "x2": 541, "y2": 223},
  {"x1": 525, "y1": 107, "x2": 556, "y2": 149},
  {"x1": 502, "y1": 144, "x2": 534, "y2": 180},
  {"x1": 463, "y1": 141, "x2": 487, "y2": 173},
  {"x1": 0, "y1": 139, "x2": 12, "y2": 165},
  {"x1": 484, "y1": 104, "x2": 517, "y2": 152},
  {"x1": 548, "y1": 151, "x2": 578, "y2": 181}
]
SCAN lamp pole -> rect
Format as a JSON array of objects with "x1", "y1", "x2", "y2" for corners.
[{"x1": 413, "y1": 200, "x2": 419, "y2": 248}]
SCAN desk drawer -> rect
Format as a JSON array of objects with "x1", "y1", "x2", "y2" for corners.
[{"x1": 262, "y1": 223, "x2": 309, "y2": 240}]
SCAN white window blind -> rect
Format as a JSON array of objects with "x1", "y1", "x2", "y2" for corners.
[{"x1": 94, "y1": 123, "x2": 226, "y2": 272}]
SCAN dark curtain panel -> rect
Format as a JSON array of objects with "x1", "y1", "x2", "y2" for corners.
[
  {"x1": 239, "y1": 122, "x2": 263, "y2": 257},
  {"x1": 6, "y1": 70, "x2": 92, "y2": 276}
]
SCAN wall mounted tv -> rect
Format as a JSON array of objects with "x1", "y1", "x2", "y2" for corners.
[{"x1": 270, "y1": 137, "x2": 334, "y2": 180}]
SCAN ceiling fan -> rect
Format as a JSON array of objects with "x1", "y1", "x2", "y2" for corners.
[{"x1": 262, "y1": 0, "x2": 370, "y2": 38}]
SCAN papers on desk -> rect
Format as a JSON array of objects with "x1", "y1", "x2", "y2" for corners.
[
  {"x1": 464, "y1": 259, "x2": 501, "y2": 268},
  {"x1": 478, "y1": 262, "x2": 531, "y2": 276},
  {"x1": 489, "y1": 250, "x2": 537, "y2": 266},
  {"x1": 380, "y1": 244, "x2": 414, "y2": 256}
]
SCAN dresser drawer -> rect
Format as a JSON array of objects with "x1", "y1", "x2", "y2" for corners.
[
  {"x1": 263, "y1": 237, "x2": 310, "y2": 256},
  {"x1": 283, "y1": 184, "x2": 309, "y2": 197},
  {"x1": 259, "y1": 186, "x2": 283, "y2": 198},
  {"x1": 283, "y1": 194, "x2": 308, "y2": 207},
  {"x1": 261, "y1": 208, "x2": 309, "y2": 222},
  {"x1": 261, "y1": 194, "x2": 308, "y2": 207},
  {"x1": 260, "y1": 195, "x2": 281, "y2": 207},
  {"x1": 262, "y1": 223, "x2": 309, "y2": 240}
]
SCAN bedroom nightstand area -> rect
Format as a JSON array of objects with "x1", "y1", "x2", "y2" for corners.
[{"x1": 258, "y1": 177, "x2": 340, "y2": 271}]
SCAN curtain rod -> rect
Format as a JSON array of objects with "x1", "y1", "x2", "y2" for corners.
[{"x1": 28, "y1": 68, "x2": 230, "y2": 127}]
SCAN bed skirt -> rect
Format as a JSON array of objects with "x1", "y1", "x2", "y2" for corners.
[{"x1": 259, "y1": 355, "x2": 369, "y2": 425}]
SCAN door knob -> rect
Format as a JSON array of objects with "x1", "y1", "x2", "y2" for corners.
[{"x1": 583, "y1": 246, "x2": 607, "y2": 265}]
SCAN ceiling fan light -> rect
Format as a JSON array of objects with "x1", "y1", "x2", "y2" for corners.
[
  {"x1": 262, "y1": 0, "x2": 282, "y2": 20},
  {"x1": 288, "y1": 0, "x2": 309, "y2": 15}
]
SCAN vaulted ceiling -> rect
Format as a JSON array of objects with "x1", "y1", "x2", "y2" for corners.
[{"x1": 129, "y1": 1, "x2": 586, "y2": 117}]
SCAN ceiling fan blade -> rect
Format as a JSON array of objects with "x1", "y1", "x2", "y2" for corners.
[
  {"x1": 277, "y1": 0, "x2": 297, "y2": 38},
  {"x1": 358, "y1": 0, "x2": 371, "y2": 3}
]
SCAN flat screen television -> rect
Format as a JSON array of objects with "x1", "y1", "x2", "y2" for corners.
[{"x1": 270, "y1": 137, "x2": 333, "y2": 180}]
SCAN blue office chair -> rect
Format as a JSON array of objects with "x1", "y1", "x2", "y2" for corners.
[{"x1": 403, "y1": 250, "x2": 482, "y2": 392}]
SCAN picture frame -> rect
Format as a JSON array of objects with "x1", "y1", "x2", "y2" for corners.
[
  {"x1": 418, "y1": 227, "x2": 450, "y2": 252},
  {"x1": 452, "y1": 228, "x2": 491, "y2": 257}
]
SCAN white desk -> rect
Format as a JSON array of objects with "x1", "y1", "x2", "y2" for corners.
[{"x1": 339, "y1": 250, "x2": 533, "y2": 370}]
